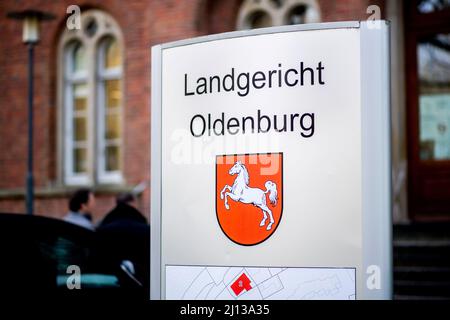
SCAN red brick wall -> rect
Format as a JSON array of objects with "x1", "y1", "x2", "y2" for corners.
[
  {"x1": 0, "y1": 0, "x2": 208, "y2": 222},
  {"x1": 0, "y1": 0, "x2": 386, "y2": 223},
  {"x1": 318, "y1": 0, "x2": 386, "y2": 21},
  {"x1": 203, "y1": 0, "x2": 386, "y2": 34}
]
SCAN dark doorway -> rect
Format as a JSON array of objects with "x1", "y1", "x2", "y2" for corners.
[{"x1": 405, "y1": 0, "x2": 450, "y2": 221}]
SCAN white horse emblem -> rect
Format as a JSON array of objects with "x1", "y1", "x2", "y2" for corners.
[{"x1": 220, "y1": 161, "x2": 278, "y2": 231}]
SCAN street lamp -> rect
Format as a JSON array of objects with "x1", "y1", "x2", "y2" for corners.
[{"x1": 7, "y1": 10, "x2": 55, "y2": 215}]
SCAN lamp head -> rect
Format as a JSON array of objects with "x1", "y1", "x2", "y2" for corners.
[{"x1": 7, "y1": 9, "x2": 56, "y2": 44}]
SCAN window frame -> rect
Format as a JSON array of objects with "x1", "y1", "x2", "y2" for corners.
[
  {"x1": 96, "y1": 37, "x2": 124, "y2": 184},
  {"x1": 64, "y1": 41, "x2": 91, "y2": 186},
  {"x1": 57, "y1": 10, "x2": 124, "y2": 187}
]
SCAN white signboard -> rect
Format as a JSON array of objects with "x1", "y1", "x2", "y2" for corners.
[{"x1": 151, "y1": 21, "x2": 391, "y2": 300}]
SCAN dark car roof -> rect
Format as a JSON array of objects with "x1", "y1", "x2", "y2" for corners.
[
  {"x1": 0, "y1": 213, "x2": 149, "y2": 298},
  {"x1": 0, "y1": 213, "x2": 94, "y2": 235},
  {"x1": 0, "y1": 213, "x2": 96, "y2": 277}
]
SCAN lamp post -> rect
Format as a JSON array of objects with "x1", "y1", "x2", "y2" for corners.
[{"x1": 7, "y1": 10, "x2": 55, "y2": 215}]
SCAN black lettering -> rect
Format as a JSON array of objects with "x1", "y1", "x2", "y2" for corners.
[
  {"x1": 300, "y1": 62, "x2": 314, "y2": 86},
  {"x1": 274, "y1": 114, "x2": 287, "y2": 132},
  {"x1": 317, "y1": 62, "x2": 325, "y2": 85},
  {"x1": 237, "y1": 73, "x2": 250, "y2": 97},
  {"x1": 190, "y1": 111, "x2": 316, "y2": 139},
  {"x1": 223, "y1": 68, "x2": 235, "y2": 92},
  {"x1": 252, "y1": 71, "x2": 266, "y2": 89},
  {"x1": 300, "y1": 113, "x2": 315, "y2": 138},
  {"x1": 184, "y1": 61, "x2": 326, "y2": 97},
  {"x1": 242, "y1": 116, "x2": 255, "y2": 134},
  {"x1": 258, "y1": 109, "x2": 271, "y2": 133},
  {"x1": 278, "y1": 63, "x2": 282, "y2": 87},
  {"x1": 285, "y1": 69, "x2": 299, "y2": 87},
  {"x1": 290, "y1": 113, "x2": 300, "y2": 131},
  {"x1": 209, "y1": 75, "x2": 221, "y2": 93},
  {"x1": 227, "y1": 117, "x2": 240, "y2": 135},
  {"x1": 190, "y1": 115, "x2": 206, "y2": 137},
  {"x1": 213, "y1": 113, "x2": 225, "y2": 136},
  {"x1": 196, "y1": 77, "x2": 207, "y2": 94},
  {"x1": 184, "y1": 74, "x2": 194, "y2": 96},
  {"x1": 268, "y1": 70, "x2": 276, "y2": 88},
  {"x1": 208, "y1": 113, "x2": 212, "y2": 136}
]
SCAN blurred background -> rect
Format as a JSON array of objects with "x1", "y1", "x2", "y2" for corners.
[{"x1": 0, "y1": 0, "x2": 449, "y2": 299}]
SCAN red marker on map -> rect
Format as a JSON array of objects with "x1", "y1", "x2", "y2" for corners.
[{"x1": 230, "y1": 273, "x2": 252, "y2": 296}]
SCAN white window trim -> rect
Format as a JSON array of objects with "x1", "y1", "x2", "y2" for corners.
[
  {"x1": 96, "y1": 38, "x2": 124, "y2": 185},
  {"x1": 64, "y1": 42, "x2": 91, "y2": 186},
  {"x1": 57, "y1": 10, "x2": 125, "y2": 187}
]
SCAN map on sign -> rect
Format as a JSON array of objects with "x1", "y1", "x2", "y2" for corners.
[{"x1": 165, "y1": 266, "x2": 356, "y2": 300}]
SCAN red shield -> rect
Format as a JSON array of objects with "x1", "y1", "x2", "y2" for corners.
[{"x1": 216, "y1": 153, "x2": 283, "y2": 246}]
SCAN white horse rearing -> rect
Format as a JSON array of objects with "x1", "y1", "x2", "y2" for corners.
[{"x1": 220, "y1": 161, "x2": 278, "y2": 231}]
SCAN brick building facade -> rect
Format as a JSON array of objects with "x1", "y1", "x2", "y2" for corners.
[{"x1": 1, "y1": 0, "x2": 449, "y2": 224}]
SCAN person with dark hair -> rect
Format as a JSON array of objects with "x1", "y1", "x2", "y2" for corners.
[
  {"x1": 95, "y1": 192, "x2": 150, "y2": 290},
  {"x1": 98, "y1": 192, "x2": 147, "y2": 227},
  {"x1": 63, "y1": 188, "x2": 95, "y2": 230}
]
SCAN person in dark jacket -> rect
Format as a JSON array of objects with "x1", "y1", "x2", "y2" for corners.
[
  {"x1": 98, "y1": 193, "x2": 148, "y2": 227},
  {"x1": 95, "y1": 193, "x2": 150, "y2": 293}
]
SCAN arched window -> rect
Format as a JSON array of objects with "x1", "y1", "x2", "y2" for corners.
[
  {"x1": 58, "y1": 10, "x2": 124, "y2": 186},
  {"x1": 237, "y1": 0, "x2": 321, "y2": 30}
]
